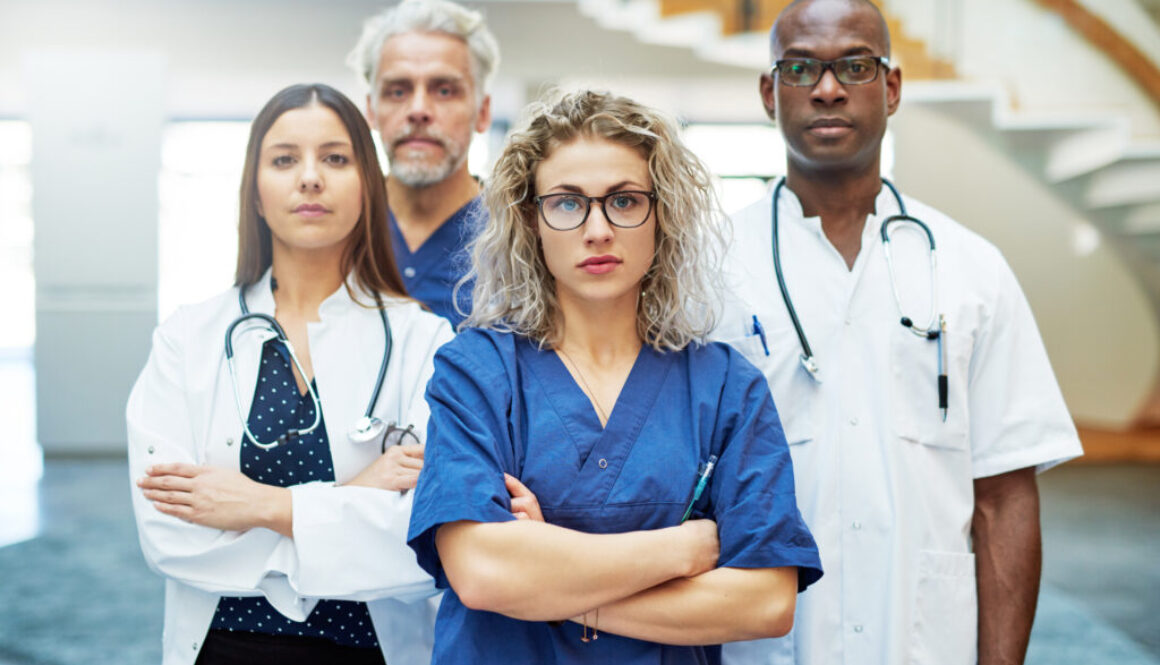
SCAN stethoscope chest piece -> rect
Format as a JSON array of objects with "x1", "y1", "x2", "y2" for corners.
[{"x1": 349, "y1": 416, "x2": 387, "y2": 444}]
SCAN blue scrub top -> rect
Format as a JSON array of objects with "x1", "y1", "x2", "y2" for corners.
[
  {"x1": 408, "y1": 329, "x2": 822, "y2": 665},
  {"x1": 389, "y1": 197, "x2": 482, "y2": 327}
]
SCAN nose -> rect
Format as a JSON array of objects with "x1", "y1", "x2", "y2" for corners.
[
  {"x1": 407, "y1": 87, "x2": 433, "y2": 125},
  {"x1": 299, "y1": 158, "x2": 323, "y2": 192},
  {"x1": 810, "y1": 67, "x2": 848, "y2": 106},
  {"x1": 582, "y1": 201, "x2": 615, "y2": 245}
]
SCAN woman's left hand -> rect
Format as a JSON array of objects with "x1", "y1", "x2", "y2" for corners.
[
  {"x1": 138, "y1": 463, "x2": 291, "y2": 535},
  {"x1": 505, "y1": 473, "x2": 544, "y2": 522}
]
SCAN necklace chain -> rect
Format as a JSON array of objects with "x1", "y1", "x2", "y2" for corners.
[{"x1": 557, "y1": 347, "x2": 610, "y2": 425}]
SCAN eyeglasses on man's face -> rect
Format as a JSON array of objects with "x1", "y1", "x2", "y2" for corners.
[
  {"x1": 534, "y1": 190, "x2": 657, "y2": 231},
  {"x1": 772, "y1": 55, "x2": 890, "y2": 87}
]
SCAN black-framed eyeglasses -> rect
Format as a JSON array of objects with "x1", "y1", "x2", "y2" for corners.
[
  {"x1": 772, "y1": 56, "x2": 890, "y2": 87},
  {"x1": 534, "y1": 190, "x2": 656, "y2": 231}
]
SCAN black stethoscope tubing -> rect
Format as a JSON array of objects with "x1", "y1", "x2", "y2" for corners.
[{"x1": 771, "y1": 177, "x2": 940, "y2": 381}]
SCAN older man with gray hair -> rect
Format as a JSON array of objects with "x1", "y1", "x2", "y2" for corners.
[{"x1": 348, "y1": 0, "x2": 499, "y2": 325}]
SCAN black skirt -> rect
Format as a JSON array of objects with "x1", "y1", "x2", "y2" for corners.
[{"x1": 194, "y1": 629, "x2": 387, "y2": 665}]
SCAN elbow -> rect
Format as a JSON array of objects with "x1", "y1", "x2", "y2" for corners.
[
  {"x1": 445, "y1": 560, "x2": 518, "y2": 614},
  {"x1": 747, "y1": 589, "x2": 797, "y2": 640},
  {"x1": 765, "y1": 594, "x2": 796, "y2": 638}
]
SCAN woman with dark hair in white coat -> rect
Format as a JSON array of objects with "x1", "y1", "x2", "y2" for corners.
[{"x1": 127, "y1": 83, "x2": 451, "y2": 665}]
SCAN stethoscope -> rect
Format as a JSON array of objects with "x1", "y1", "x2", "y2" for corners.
[
  {"x1": 771, "y1": 177, "x2": 949, "y2": 419},
  {"x1": 224, "y1": 285, "x2": 396, "y2": 449}
]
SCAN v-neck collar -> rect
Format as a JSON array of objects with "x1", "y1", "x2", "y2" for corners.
[{"x1": 519, "y1": 339, "x2": 675, "y2": 506}]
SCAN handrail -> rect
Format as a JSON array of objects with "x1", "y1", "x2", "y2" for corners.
[{"x1": 1034, "y1": 0, "x2": 1160, "y2": 111}]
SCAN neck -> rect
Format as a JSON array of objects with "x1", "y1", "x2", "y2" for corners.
[
  {"x1": 386, "y1": 164, "x2": 480, "y2": 236},
  {"x1": 269, "y1": 243, "x2": 346, "y2": 319},
  {"x1": 785, "y1": 159, "x2": 882, "y2": 226},
  {"x1": 556, "y1": 291, "x2": 642, "y2": 366}
]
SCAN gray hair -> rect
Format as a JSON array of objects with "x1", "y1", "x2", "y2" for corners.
[{"x1": 347, "y1": 0, "x2": 500, "y2": 105}]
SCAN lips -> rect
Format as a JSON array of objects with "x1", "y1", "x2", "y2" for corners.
[
  {"x1": 578, "y1": 255, "x2": 622, "y2": 274},
  {"x1": 294, "y1": 203, "x2": 328, "y2": 217},
  {"x1": 806, "y1": 117, "x2": 854, "y2": 139},
  {"x1": 394, "y1": 135, "x2": 444, "y2": 150},
  {"x1": 808, "y1": 117, "x2": 853, "y2": 129}
]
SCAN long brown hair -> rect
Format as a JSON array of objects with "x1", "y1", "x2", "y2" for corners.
[{"x1": 234, "y1": 83, "x2": 407, "y2": 303}]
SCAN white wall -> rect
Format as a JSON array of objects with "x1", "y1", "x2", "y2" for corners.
[{"x1": 26, "y1": 51, "x2": 164, "y2": 453}]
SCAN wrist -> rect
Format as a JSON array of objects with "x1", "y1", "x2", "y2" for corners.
[
  {"x1": 257, "y1": 485, "x2": 294, "y2": 537},
  {"x1": 660, "y1": 525, "x2": 698, "y2": 578}
]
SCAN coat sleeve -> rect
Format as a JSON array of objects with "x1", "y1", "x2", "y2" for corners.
[
  {"x1": 126, "y1": 307, "x2": 316, "y2": 620},
  {"x1": 287, "y1": 315, "x2": 456, "y2": 603}
]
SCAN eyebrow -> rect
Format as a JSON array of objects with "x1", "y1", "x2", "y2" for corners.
[
  {"x1": 379, "y1": 74, "x2": 466, "y2": 87},
  {"x1": 780, "y1": 45, "x2": 877, "y2": 58},
  {"x1": 263, "y1": 140, "x2": 352, "y2": 152},
  {"x1": 544, "y1": 180, "x2": 650, "y2": 195}
]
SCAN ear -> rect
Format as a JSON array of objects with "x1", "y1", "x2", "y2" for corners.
[
  {"x1": 759, "y1": 72, "x2": 777, "y2": 123},
  {"x1": 885, "y1": 66, "x2": 902, "y2": 117},
  {"x1": 475, "y1": 95, "x2": 493, "y2": 134}
]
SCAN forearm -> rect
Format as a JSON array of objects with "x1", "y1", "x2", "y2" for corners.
[
  {"x1": 253, "y1": 484, "x2": 293, "y2": 538},
  {"x1": 436, "y1": 519, "x2": 710, "y2": 621},
  {"x1": 586, "y1": 566, "x2": 798, "y2": 645},
  {"x1": 973, "y1": 468, "x2": 1041, "y2": 665}
]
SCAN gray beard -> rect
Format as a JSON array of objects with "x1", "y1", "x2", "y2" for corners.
[{"x1": 389, "y1": 158, "x2": 458, "y2": 188}]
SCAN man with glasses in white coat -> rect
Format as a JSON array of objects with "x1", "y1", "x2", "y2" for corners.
[{"x1": 715, "y1": 1, "x2": 1083, "y2": 664}]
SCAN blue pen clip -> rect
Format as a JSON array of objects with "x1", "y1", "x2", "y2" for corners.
[
  {"x1": 751, "y1": 315, "x2": 770, "y2": 356},
  {"x1": 680, "y1": 454, "x2": 719, "y2": 523}
]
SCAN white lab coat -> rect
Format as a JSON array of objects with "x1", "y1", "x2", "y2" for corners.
[
  {"x1": 126, "y1": 271, "x2": 454, "y2": 665},
  {"x1": 715, "y1": 185, "x2": 1082, "y2": 665}
]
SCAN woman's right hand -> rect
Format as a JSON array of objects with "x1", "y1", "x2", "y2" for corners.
[
  {"x1": 345, "y1": 444, "x2": 424, "y2": 491},
  {"x1": 675, "y1": 519, "x2": 720, "y2": 578}
]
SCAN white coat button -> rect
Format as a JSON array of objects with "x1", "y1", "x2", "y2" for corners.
[
  {"x1": 853, "y1": 625, "x2": 864, "y2": 633},
  {"x1": 852, "y1": 521, "x2": 862, "y2": 530},
  {"x1": 598, "y1": 458, "x2": 608, "y2": 469},
  {"x1": 404, "y1": 267, "x2": 416, "y2": 278},
  {"x1": 147, "y1": 446, "x2": 155, "y2": 454},
  {"x1": 849, "y1": 417, "x2": 858, "y2": 426},
  {"x1": 192, "y1": 642, "x2": 199, "y2": 650},
  {"x1": 226, "y1": 437, "x2": 234, "y2": 447}
]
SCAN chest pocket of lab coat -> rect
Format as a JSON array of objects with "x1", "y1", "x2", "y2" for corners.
[
  {"x1": 889, "y1": 324, "x2": 970, "y2": 450},
  {"x1": 721, "y1": 328, "x2": 817, "y2": 448}
]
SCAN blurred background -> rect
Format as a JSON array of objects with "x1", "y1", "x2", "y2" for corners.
[{"x1": 0, "y1": 0, "x2": 1158, "y2": 663}]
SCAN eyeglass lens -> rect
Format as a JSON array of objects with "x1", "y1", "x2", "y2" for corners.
[
  {"x1": 777, "y1": 56, "x2": 882, "y2": 86},
  {"x1": 539, "y1": 191, "x2": 652, "y2": 230}
]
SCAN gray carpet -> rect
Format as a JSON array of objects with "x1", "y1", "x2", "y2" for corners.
[{"x1": 0, "y1": 460, "x2": 1155, "y2": 664}]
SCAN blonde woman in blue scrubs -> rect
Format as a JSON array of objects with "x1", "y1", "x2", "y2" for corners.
[{"x1": 407, "y1": 90, "x2": 824, "y2": 665}]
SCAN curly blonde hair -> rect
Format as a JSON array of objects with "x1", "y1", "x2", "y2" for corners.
[{"x1": 460, "y1": 89, "x2": 725, "y2": 351}]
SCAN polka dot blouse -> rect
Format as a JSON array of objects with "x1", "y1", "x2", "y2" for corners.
[{"x1": 210, "y1": 339, "x2": 379, "y2": 649}]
